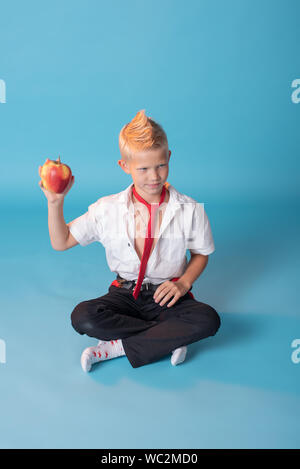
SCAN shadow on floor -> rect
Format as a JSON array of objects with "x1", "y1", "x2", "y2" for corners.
[{"x1": 89, "y1": 312, "x2": 268, "y2": 390}]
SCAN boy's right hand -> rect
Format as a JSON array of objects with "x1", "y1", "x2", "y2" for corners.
[{"x1": 38, "y1": 165, "x2": 75, "y2": 204}]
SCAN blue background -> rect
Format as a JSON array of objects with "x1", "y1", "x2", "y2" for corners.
[{"x1": 0, "y1": 0, "x2": 299, "y2": 449}]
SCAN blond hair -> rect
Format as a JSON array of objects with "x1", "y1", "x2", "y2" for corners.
[{"x1": 119, "y1": 109, "x2": 168, "y2": 161}]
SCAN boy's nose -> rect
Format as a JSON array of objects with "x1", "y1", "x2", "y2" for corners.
[{"x1": 149, "y1": 170, "x2": 160, "y2": 180}]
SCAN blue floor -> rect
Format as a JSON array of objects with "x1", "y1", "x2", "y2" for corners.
[{"x1": 1, "y1": 195, "x2": 299, "y2": 449}]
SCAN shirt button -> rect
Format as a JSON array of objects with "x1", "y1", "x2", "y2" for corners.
[{"x1": 128, "y1": 243, "x2": 130, "y2": 247}]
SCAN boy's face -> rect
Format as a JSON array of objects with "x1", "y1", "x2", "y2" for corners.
[{"x1": 118, "y1": 148, "x2": 171, "y2": 200}]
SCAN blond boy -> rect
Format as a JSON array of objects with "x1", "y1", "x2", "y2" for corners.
[{"x1": 39, "y1": 110, "x2": 220, "y2": 372}]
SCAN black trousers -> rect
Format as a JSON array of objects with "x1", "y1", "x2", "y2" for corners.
[{"x1": 71, "y1": 284, "x2": 221, "y2": 368}]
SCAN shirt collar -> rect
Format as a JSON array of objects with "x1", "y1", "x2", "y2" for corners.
[
  {"x1": 121, "y1": 182, "x2": 185, "y2": 244},
  {"x1": 120, "y1": 182, "x2": 185, "y2": 212}
]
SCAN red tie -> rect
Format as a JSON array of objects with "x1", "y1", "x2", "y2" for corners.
[{"x1": 132, "y1": 184, "x2": 166, "y2": 299}]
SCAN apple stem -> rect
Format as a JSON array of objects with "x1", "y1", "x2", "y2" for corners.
[{"x1": 57, "y1": 155, "x2": 61, "y2": 163}]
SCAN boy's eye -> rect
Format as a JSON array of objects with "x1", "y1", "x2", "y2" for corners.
[{"x1": 139, "y1": 165, "x2": 166, "y2": 171}]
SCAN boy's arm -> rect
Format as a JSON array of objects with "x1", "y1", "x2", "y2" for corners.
[
  {"x1": 47, "y1": 201, "x2": 78, "y2": 251},
  {"x1": 64, "y1": 221, "x2": 79, "y2": 250},
  {"x1": 178, "y1": 253, "x2": 208, "y2": 290}
]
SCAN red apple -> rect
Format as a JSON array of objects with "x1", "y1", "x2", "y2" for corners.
[{"x1": 40, "y1": 156, "x2": 72, "y2": 193}]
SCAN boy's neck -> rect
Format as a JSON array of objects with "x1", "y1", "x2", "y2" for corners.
[{"x1": 132, "y1": 185, "x2": 169, "y2": 205}]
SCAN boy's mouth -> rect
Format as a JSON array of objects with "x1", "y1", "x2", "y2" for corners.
[{"x1": 147, "y1": 183, "x2": 161, "y2": 188}]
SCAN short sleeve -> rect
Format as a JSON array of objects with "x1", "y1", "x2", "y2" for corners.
[
  {"x1": 187, "y1": 203, "x2": 215, "y2": 255},
  {"x1": 69, "y1": 201, "x2": 103, "y2": 247}
]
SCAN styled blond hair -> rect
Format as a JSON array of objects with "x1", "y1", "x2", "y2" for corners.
[{"x1": 119, "y1": 109, "x2": 169, "y2": 161}]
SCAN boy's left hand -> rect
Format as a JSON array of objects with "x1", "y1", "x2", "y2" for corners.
[{"x1": 153, "y1": 279, "x2": 190, "y2": 308}]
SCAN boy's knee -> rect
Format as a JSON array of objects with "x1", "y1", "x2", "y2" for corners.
[
  {"x1": 199, "y1": 304, "x2": 221, "y2": 336},
  {"x1": 71, "y1": 300, "x2": 109, "y2": 336},
  {"x1": 71, "y1": 301, "x2": 90, "y2": 335},
  {"x1": 207, "y1": 306, "x2": 221, "y2": 335}
]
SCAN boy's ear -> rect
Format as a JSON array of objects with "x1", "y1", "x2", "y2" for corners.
[{"x1": 118, "y1": 159, "x2": 131, "y2": 174}]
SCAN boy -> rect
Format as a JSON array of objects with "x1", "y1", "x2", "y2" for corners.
[{"x1": 38, "y1": 110, "x2": 220, "y2": 372}]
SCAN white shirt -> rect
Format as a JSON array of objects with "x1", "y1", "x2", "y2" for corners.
[{"x1": 69, "y1": 182, "x2": 215, "y2": 285}]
